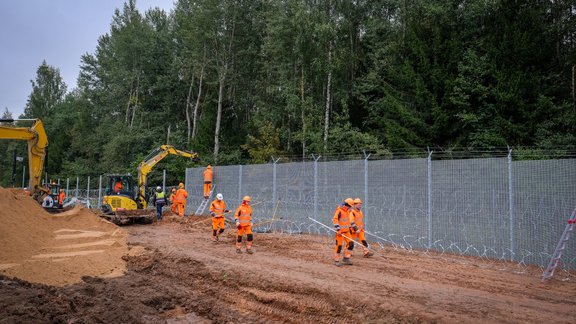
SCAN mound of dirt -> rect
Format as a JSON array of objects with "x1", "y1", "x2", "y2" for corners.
[{"x1": 0, "y1": 188, "x2": 128, "y2": 286}]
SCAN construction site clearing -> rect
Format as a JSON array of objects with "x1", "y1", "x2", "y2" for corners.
[{"x1": 0, "y1": 187, "x2": 575, "y2": 323}]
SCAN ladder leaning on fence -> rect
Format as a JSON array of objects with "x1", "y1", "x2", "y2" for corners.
[
  {"x1": 541, "y1": 208, "x2": 576, "y2": 282},
  {"x1": 194, "y1": 185, "x2": 216, "y2": 216}
]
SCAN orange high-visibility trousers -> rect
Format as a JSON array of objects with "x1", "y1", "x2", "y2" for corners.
[
  {"x1": 236, "y1": 225, "x2": 253, "y2": 250},
  {"x1": 334, "y1": 229, "x2": 353, "y2": 261},
  {"x1": 212, "y1": 217, "x2": 225, "y2": 230},
  {"x1": 176, "y1": 203, "x2": 186, "y2": 216},
  {"x1": 203, "y1": 182, "x2": 212, "y2": 198},
  {"x1": 349, "y1": 230, "x2": 369, "y2": 256}
]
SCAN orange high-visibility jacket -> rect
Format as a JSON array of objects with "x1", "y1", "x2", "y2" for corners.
[
  {"x1": 350, "y1": 209, "x2": 364, "y2": 230},
  {"x1": 204, "y1": 168, "x2": 213, "y2": 183},
  {"x1": 234, "y1": 204, "x2": 252, "y2": 226},
  {"x1": 114, "y1": 182, "x2": 123, "y2": 193},
  {"x1": 169, "y1": 193, "x2": 175, "y2": 203},
  {"x1": 58, "y1": 191, "x2": 65, "y2": 204},
  {"x1": 174, "y1": 188, "x2": 188, "y2": 204},
  {"x1": 332, "y1": 205, "x2": 354, "y2": 229},
  {"x1": 210, "y1": 200, "x2": 227, "y2": 217}
]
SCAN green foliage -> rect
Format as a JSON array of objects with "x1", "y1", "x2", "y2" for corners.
[{"x1": 2, "y1": 0, "x2": 574, "y2": 182}]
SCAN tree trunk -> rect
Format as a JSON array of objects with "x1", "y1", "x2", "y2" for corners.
[
  {"x1": 192, "y1": 64, "x2": 205, "y2": 140},
  {"x1": 130, "y1": 71, "x2": 141, "y2": 129},
  {"x1": 323, "y1": 44, "x2": 332, "y2": 153},
  {"x1": 185, "y1": 75, "x2": 195, "y2": 145},
  {"x1": 214, "y1": 66, "x2": 227, "y2": 162}
]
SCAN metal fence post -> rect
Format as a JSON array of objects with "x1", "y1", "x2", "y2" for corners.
[
  {"x1": 98, "y1": 175, "x2": 102, "y2": 209},
  {"x1": 21, "y1": 166, "x2": 25, "y2": 188},
  {"x1": 75, "y1": 177, "x2": 79, "y2": 198},
  {"x1": 427, "y1": 149, "x2": 433, "y2": 248},
  {"x1": 238, "y1": 165, "x2": 243, "y2": 203},
  {"x1": 272, "y1": 157, "x2": 280, "y2": 207},
  {"x1": 66, "y1": 178, "x2": 69, "y2": 197},
  {"x1": 163, "y1": 169, "x2": 166, "y2": 192},
  {"x1": 363, "y1": 151, "x2": 371, "y2": 228},
  {"x1": 87, "y1": 176, "x2": 91, "y2": 208},
  {"x1": 313, "y1": 154, "x2": 321, "y2": 220},
  {"x1": 508, "y1": 147, "x2": 515, "y2": 261},
  {"x1": 57, "y1": 178, "x2": 60, "y2": 185}
]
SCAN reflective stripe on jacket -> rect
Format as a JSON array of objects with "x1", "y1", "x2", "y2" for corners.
[
  {"x1": 155, "y1": 192, "x2": 166, "y2": 205},
  {"x1": 350, "y1": 209, "x2": 363, "y2": 230},
  {"x1": 204, "y1": 169, "x2": 213, "y2": 183},
  {"x1": 174, "y1": 189, "x2": 188, "y2": 204},
  {"x1": 210, "y1": 200, "x2": 227, "y2": 217},
  {"x1": 332, "y1": 205, "x2": 354, "y2": 229},
  {"x1": 234, "y1": 204, "x2": 252, "y2": 226}
]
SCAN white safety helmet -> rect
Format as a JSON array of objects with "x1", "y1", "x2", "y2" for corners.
[
  {"x1": 156, "y1": 186, "x2": 162, "y2": 192},
  {"x1": 216, "y1": 193, "x2": 223, "y2": 200}
]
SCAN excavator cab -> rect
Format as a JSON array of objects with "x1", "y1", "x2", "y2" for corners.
[
  {"x1": 41, "y1": 182, "x2": 62, "y2": 210},
  {"x1": 102, "y1": 174, "x2": 140, "y2": 213}
]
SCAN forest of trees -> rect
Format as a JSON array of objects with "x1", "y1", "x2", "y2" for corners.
[{"x1": 1, "y1": 0, "x2": 575, "y2": 186}]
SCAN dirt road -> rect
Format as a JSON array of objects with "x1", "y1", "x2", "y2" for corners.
[{"x1": 1, "y1": 216, "x2": 575, "y2": 323}]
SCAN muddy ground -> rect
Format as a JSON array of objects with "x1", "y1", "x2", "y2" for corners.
[{"x1": 1, "y1": 215, "x2": 575, "y2": 323}]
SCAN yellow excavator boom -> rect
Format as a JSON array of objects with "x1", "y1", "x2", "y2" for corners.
[
  {"x1": 136, "y1": 145, "x2": 199, "y2": 208},
  {"x1": 0, "y1": 119, "x2": 48, "y2": 192}
]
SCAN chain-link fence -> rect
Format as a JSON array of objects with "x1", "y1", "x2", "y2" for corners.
[{"x1": 185, "y1": 150, "x2": 576, "y2": 271}]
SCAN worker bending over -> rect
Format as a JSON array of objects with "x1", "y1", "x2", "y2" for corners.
[
  {"x1": 349, "y1": 198, "x2": 373, "y2": 257},
  {"x1": 210, "y1": 193, "x2": 229, "y2": 241},
  {"x1": 333, "y1": 198, "x2": 357, "y2": 266},
  {"x1": 203, "y1": 165, "x2": 213, "y2": 199},
  {"x1": 234, "y1": 196, "x2": 254, "y2": 254}
]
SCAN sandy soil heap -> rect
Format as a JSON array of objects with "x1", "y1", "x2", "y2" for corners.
[{"x1": 0, "y1": 188, "x2": 128, "y2": 286}]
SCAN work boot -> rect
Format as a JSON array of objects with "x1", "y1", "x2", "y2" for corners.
[
  {"x1": 246, "y1": 249, "x2": 254, "y2": 254},
  {"x1": 334, "y1": 261, "x2": 342, "y2": 267},
  {"x1": 236, "y1": 249, "x2": 242, "y2": 254},
  {"x1": 342, "y1": 258, "x2": 353, "y2": 265},
  {"x1": 364, "y1": 251, "x2": 374, "y2": 258}
]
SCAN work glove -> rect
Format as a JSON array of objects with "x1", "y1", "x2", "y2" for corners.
[
  {"x1": 225, "y1": 209, "x2": 230, "y2": 213},
  {"x1": 569, "y1": 219, "x2": 575, "y2": 224},
  {"x1": 210, "y1": 212, "x2": 215, "y2": 217},
  {"x1": 352, "y1": 225, "x2": 359, "y2": 232},
  {"x1": 236, "y1": 221, "x2": 241, "y2": 229},
  {"x1": 334, "y1": 224, "x2": 340, "y2": 231}
]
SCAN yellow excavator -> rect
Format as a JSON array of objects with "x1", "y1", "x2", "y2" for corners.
[
  {"x1": 0, "y1": 118, "x2": 51, "y2": 202},
  {"x1": 100, "y1": 145, "x2": 199, "y2": 224}
]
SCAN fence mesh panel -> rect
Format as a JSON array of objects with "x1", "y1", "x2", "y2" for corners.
[{"x1": 185, "y1": 155, "x2": 576, "y2": 271}]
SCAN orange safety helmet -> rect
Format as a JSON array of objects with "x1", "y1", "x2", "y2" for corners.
[
  {"x1": 344, "y1": 198, "x2": 354, "y2": 206},
  {"x1": 242, "y1": 195, "x2": 251, "y2": 202},
  {"x1": 354, "y1": 198, "x2": 362, "y2": 204}
]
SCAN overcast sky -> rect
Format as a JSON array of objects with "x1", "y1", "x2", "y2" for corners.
[{"x1": 0, "y1": 0, "x2": 174, "y2": 118}]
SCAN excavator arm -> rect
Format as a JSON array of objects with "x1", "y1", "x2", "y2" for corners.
[
  {"x1": 0, "y1": 119, "x2": 48, "y2": 195},
  {"x1": 136, "y1": 145, "x2": 199, "y2": 208}
]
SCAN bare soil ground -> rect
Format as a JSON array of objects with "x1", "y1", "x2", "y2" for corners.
[{"x1": 1, "y1": 210, "x2": 575, "y2": 323}]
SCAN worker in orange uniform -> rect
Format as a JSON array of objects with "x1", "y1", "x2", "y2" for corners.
[
  {"x1": 58, "y1": 189, "x2": 66, "y2": 209},
  {"x1": 203, "y1": 165, "x2": 213, "y2": 199},
  {"x1": 234, "y1": 196, "x2": 254, "y2": 254},
  {"x1": 169, "y1": 188, "x2": 177, "y2": 213},
  {"x1": 210, "y1": 193, "x2": 230, "y2": 242},
  {"x1": 332, "y1": 198, "x2": 357, "y2": 266},
  {"x1": 174, "y1": 182, "x2": 188, "y2": 216},
  {"x1": 349, "y1": 198, "x2": 373, "y2": 258},
  {"x1": 114, "y1": 181, "x2": 123, "y2": 194}
]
